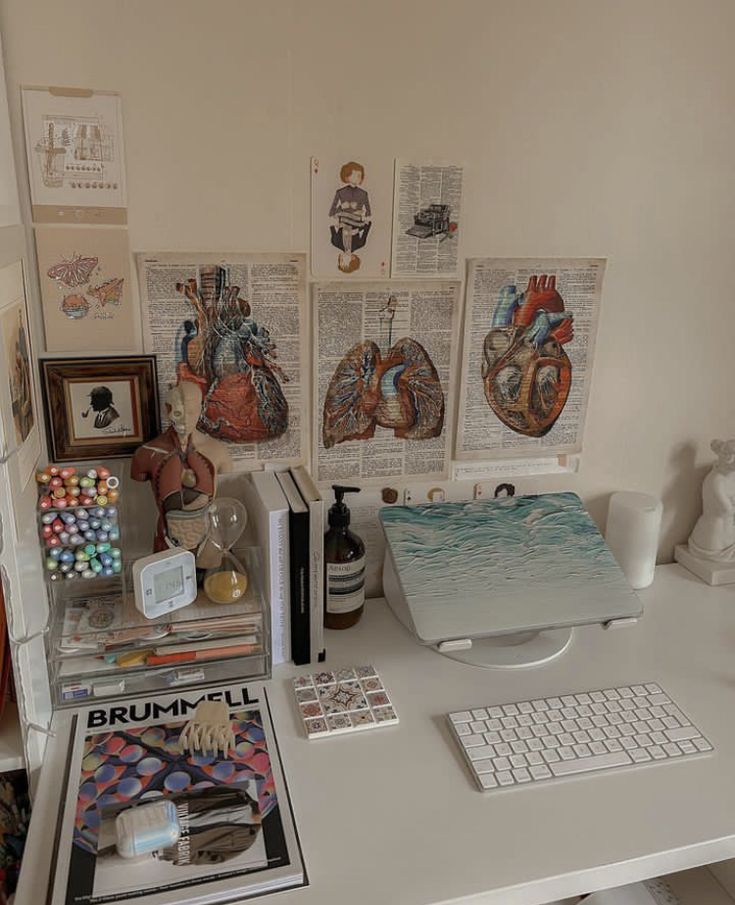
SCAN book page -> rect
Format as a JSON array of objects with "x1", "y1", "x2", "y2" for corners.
[
  {"x1": 455, "y1": 257, "x2": 605, "y2": 460},
  {"x1": 391, "y1": 159, "x2": 463, "y2": 276},
  {"x1": 313, "y1": 280, "x2": 461, "y2": 484},
  {"x1": 138, "y1": 252, "x2": 307, "y2": 470}
]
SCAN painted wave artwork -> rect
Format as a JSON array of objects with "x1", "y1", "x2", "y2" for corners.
[{"x1": 380, "y1": 492, "x2": 632, "y2": 609}]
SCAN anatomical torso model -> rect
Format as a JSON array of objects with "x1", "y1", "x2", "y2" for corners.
[{"x1": 131, "y1": 381, "x2": 232, "y2": 566}]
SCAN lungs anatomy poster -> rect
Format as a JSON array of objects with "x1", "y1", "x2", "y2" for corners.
[
  {"x1": 455, "y1": 258, "x2": 605, "y2": 460},
  {"x1": 313, "y1": 280, "x2": 461, "y2": 483}
]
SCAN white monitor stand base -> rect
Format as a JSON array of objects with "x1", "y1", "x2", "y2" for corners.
[{"x1": 382, "y1": 553, "x2": 574, "y2": 669}]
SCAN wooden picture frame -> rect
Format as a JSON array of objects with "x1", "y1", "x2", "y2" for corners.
[{"x1": 39, "y1": 355, "x2": 159, "y2": 461}]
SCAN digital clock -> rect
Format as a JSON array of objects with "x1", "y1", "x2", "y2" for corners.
[{"x1": 132, "y1": 549, "x2": 197, "y2": 619}]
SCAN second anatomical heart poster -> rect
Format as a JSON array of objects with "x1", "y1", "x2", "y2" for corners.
[
  {"x1": 455, "y1": 258, "x2": 605, "y2": 460},
  {"x1": 139, "y1": 253, "x2": 307, "y2": 469},
  {"x1": 313, "y1": 281, "x2": 461, "y2": 483}
]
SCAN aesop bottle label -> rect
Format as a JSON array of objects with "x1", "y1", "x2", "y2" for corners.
[{"x1": 326, "y1": 556, "x2": 366, "y2": 614}]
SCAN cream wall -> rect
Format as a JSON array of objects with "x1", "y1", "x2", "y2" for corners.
[{"x1": 1, "y1": 0, "x2": 734, "y2": 560}]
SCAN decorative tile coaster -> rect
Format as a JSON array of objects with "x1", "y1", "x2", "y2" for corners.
[{"x1": 294, "y1": 665, "x2": 398, "y2": 739}]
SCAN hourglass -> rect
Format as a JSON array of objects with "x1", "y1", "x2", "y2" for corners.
[{"x1": 202, "y1": 498, "x2": 249, "y2": 604}]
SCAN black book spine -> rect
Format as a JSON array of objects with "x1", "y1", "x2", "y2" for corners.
[{"x1": 289, "y1": 508, "x2": 311, "y2": 665}]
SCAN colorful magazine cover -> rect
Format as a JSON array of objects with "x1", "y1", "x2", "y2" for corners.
[{"x1": 49, "y1": 683, "x2": 304, "y2": 905}]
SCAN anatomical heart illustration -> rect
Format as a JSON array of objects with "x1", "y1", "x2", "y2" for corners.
[
  {"x1": 323, "y1": 295, "x2": 444, "y2": 448},
  {"x1": 482, "y1": 275, "x2": 574, "y2": 438},
  {"x1": 175, "y1": 265, "x2": 289, "y2": 442}
]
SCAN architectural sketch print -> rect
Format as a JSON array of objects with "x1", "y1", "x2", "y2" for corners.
[
  {"x1": 482, "y1": 274, "x2": 574, "y2": 437},
  {"x1": 35, "y1": 113, "x2": 115, "y2": 191},
  {"x1": 329, "y1": 161, "x2": 372, "y2": 274},
  {"x1": 21, "y1": 88, "x2": 127, "y2": 214},
  {"x1": 323, "y1": 294, "x2": 444, "y2": 448},
  {"x1": 175, "y1": 265, "x2": 289, "y2": 442}
]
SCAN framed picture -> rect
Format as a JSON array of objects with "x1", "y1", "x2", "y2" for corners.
[
  {"x1": 39, "y1": 355, "x2": 159, "y2": 461},
  {"x1": 0, "y1": 257, "x2": 41, "y2": 489}
]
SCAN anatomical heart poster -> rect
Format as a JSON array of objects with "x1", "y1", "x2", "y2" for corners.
[
  {"x1": 139, "y1": 253, "x2": 307, "y2": 469},
  {"x1": 455, "y1": 258, "x2": 605, "y2": 460},
  {"x1": 314, "y1": 281, "x2": 461, "y2": 483}
]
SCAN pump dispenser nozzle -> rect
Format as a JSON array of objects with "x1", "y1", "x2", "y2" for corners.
[{"x1": 329, "y1": 485, "x2": 360, "y2": 528}]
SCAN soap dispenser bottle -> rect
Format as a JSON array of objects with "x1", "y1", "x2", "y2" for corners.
[{"x1": 324, "y1": 485, "x2": 365, "y2": 629}]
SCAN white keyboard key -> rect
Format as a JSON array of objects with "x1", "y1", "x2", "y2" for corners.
[
  {"x1": 542, "y1": 749, "x2": 560, "y2": 764},
  {"x1": 547, "y1": 697, "x2": 562, "y2": 709},
  {"x1": 694, "y1": 737, "x2": 713, "y2": 752},
  {"x1": 455, "y1": 723, "x2": 472, "y2": 736},
  {"x1": 468, "y1": 746, "x2": 495, "y2": 761},
  {"x1": 649, "y1": 746, "x2": 666, "y2": 760},
  {"x1": 527, "y1": 751, "x2": 543, "y2": 766},
  {"x1": 486, "y1": 718, "x2": 502, "y2": 731},
  {"x1": 503, "y1": 704, "x2": 520, "y2": 716},
  {"x1": 551, "y1": 750, "x2": 632, "y2": 776},
  {"x1": 493, "y1": 756, "x2": 511, "y2": 771},
  {"x1": 605, "y1": 738, "x2": 623, "y2": 752},
  {"x1": 590, "y1": 691, "x2": 606, "y2": 702},
  {"x1": 451, "y1": 711, "x2": 472, "y2": 723},
  {"x1": 474, "y1": 758, "x2": 495, "y2": 773},
  {"x1": 496, "y1": 771, "x2": 514, "y2": 786},
  {"x1": 513, "y1": 767, "x2": 532, "y2": 783},
  {"x1": 517, "y1": 727, "x2": 533, "y2": 740},
  {"x1": 665, "y1": 726, "x2": 699, "y2": 743},
  {"x1": 488, "y1": 706, "x2": 503, "y2": 719},
  {"x1": 630, "y1": 748, "x2": 652, "y2": 763},
  {"x1": 495, "y1": 742, "x2": 512, "y2": 756},
  {"x1": 484, "y1": 731, "x2": 501, "y2": 745},
  {"x1": 518, "y1": 701, "x2": 534, "y2": 714},
  {"x1": 679, "y1": 740, "x2": 696, "y2": 754},
  {"x1": 461, "y1": 734, "x2": 485, "y2": 748},
  {"x1": 480, "y1": 774, "x2": 498, "y2": 789},
  {"x1": 528, "y1": 738, "x2": 543, "y2": 751},
  {"x1": 645, "y1": 684, "x2": 662, "y2": 694},
  {"x1": 648, "y1": 693, "x2": 669, "y2": 705},
  {"x1": 509, "y1": 754, "x2": 527, "y2": 768},
  {"x1": 590, "y1": 741, "x2": 607, "y2": 755},
  {"x1": 663, "y1": 742, "x2": 682, "y2": 757},
  {"x1": 470, "y1": 721, "x2": 486, "y2": 734},
  {"x1": 471, "y1": 708, "x2": 489, "y2": 720},
  {"x1": 558, "y1": 746, "x2": 575, "y2": 760},
  {"x1": 530, "y1": 764, "x2": 552, "y2": 780},
  {"x1": 501, "y1": 716, "x2": 519, "y2": 729},
  {"x1": 589, "y1": 728, "x2": 605, "y2": 742}
]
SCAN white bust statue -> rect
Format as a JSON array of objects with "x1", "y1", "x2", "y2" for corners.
[{"x1": 688, "y1": 439, "x2": 735, "y2": 561}]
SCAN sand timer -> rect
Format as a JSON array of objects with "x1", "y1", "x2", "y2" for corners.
[{"x1": 202, "y1": 498, "x2": 249, "y2": 604}]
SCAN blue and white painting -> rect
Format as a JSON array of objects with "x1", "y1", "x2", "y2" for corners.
[{"x1": 380, "y1": 492, "x2": 640, "y2": 641}]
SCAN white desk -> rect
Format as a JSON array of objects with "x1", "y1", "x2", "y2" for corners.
[{"x1": 17, "y1": 565, "x2": 735, "y2": 905}]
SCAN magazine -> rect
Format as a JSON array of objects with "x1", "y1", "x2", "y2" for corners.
[{"x1": 49, "y1": 682, "x2": 305, "y2": 904}]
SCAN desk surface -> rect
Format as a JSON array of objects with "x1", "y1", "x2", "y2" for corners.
[{"x1": 18, "y1": 565, "x2": 735, "y2": 905}]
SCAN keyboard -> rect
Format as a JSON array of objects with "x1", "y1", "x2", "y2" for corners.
[{"x1": 447, "y1": 683, "x2": 713, "y2": 792}]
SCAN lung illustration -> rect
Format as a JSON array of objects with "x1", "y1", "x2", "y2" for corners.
[
  {"x1": 323, "y1": 336, "x2": 444, "y2": 449},
  {"x1": 482, "y1": 275, "x2": 574, "y2": 438}
]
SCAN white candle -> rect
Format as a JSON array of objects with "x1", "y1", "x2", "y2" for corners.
[{"x1": 605, "y1": 492, "x2": 663, "y2": 590}]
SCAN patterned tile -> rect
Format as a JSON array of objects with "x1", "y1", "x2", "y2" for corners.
[
  {"x1": 305, "y1": 717, "x2": 329, "y2": 736},
  {"x1": 317, "y1": 681, "x2": 369, "y2": 714},
  {"x1": 295, "y1": 687, "x2": 318, "y2": 703},
  {"x1": 295, "y1": 665, "x2": 398, "y2": 739},
  {"x1": 334, "y1": 667, "x2": 357, "y2": 682},
  {"x1": 367, "y1": 691, "x2": 390, "y2": 708},
  {"x1": 355, "y1": 664, "x2": 377, "y2": 679},
  {"x1": 327, "y1": 714, "x2": 352, "y2": 731},
  {"x1": 300, "y1": 701, "x2": 323, "y2": 719},
  {"x1": 350, "y1": 710, "x2": 376, "y2": 727}
]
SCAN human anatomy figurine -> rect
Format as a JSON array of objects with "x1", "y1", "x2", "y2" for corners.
[
  {"x1": 131, "y1": 381, "x2": 232, "y2": 566},
  {"x1": 688, "y1": 439, "x2": 735, "y2": 561}
]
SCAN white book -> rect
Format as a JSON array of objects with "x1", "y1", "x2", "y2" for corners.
[
  {"x1": 291, "y1": 465, "x2": 325, "y2": 664},
  {"x1": 242, "y1": 472, "x2": 291, "y2": 665}
]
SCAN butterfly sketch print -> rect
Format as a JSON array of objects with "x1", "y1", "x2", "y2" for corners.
[
  {"x1": 47, "y1": 253, "x2": 99, "y2": 288},
  {"x1": 88, "y1": 277, "x2": 124, "y2": 307}
]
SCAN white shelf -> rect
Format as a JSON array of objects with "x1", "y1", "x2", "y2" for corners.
[{"x1": 0, "y1": 701, "x2": 24, "y2": 773}]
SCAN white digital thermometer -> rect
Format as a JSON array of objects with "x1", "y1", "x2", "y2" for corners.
[{"x1": 132, "y1": 549, "x2": 197, "y2": 619}]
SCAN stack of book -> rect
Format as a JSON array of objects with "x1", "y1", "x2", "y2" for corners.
[{"x1": 242, "y1": 466, "x2": 325, "y2": 666}]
